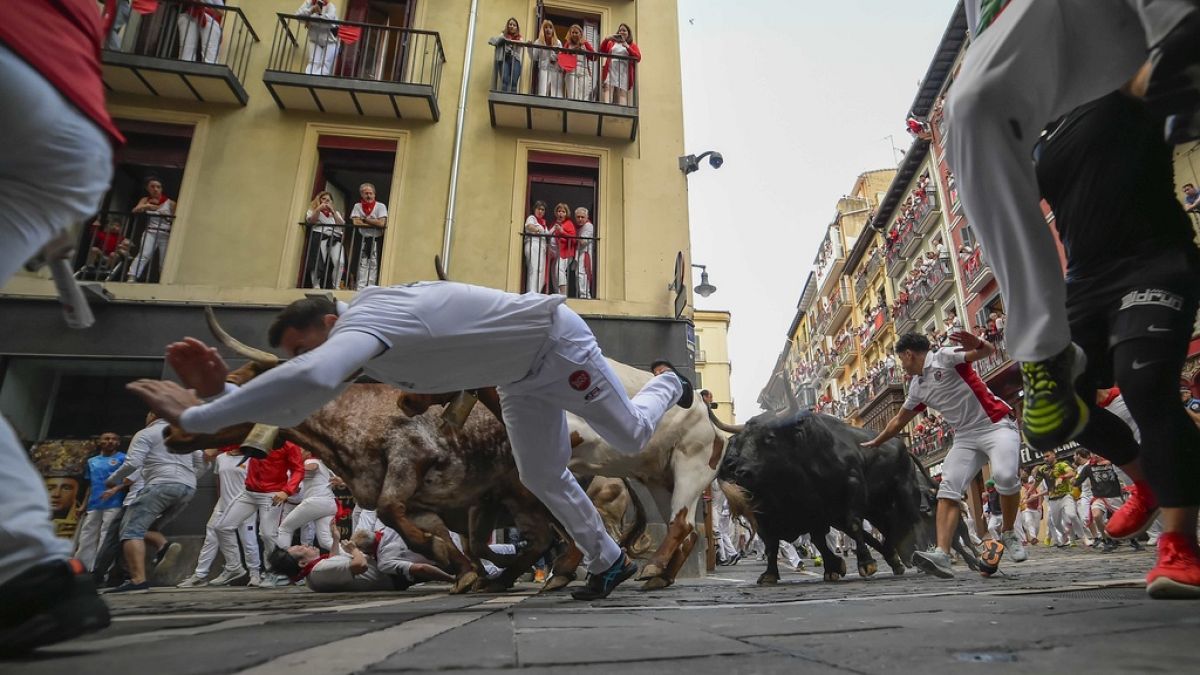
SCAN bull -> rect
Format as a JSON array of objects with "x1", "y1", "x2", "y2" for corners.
[{"x1": 713, "y1": 410, "x2": 933, "y2": 585}]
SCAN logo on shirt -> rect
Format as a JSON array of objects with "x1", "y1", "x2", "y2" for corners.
[
  {"x1": 584, "y1": 386, "x2": 603, "y2": 402},
  {"x1": 933, "y1": 370, "x2": 944, "y2": 382},
  {"x1": 568, "y1": 370, "x2": 592, "y2": 391}
]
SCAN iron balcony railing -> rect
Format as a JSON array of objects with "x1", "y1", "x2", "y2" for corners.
[
  {"x1": 913, "y1": 193, "x2": 939, "y2": 234},
  {"x1": 961, "y1": 247, "x2": 993, "y2": 291},
  {"x1": 105, "y1": 0, "x2": 258, "y2": 81},
  {"x1": 519, "y1": 231, "x2": 599, "y2": 299},
  {"x1": 74, "y1": 211, "x2": 177, "y2": 284},
  {"x1": 297, "y1": 222, "x2": 388, "y2": 291},
  {"x1": 489, "y1": 39, "x2": 638, "y2": 108},
  {"x1": 974, "y1": 336, "x2": 1013, "y2": 379},
  {"x1": 267, "y1": 14, "x2": 444, "y2": 94}
]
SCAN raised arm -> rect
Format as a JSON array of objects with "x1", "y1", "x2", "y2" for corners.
[{"x1": 948, "y1": 330, "x2": 995, "y2": 362}]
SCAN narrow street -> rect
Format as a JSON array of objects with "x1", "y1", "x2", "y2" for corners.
[{"x1": 11, "y1": 544, "x2": 1194, "y2": 674}]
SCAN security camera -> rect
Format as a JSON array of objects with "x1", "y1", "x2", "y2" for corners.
[
  {"x1": 707, "y1": 152, "x2": 723, "y2": 169},
  {"x1": 679, "y1": 150, "x2": 725, "y2": 175}
]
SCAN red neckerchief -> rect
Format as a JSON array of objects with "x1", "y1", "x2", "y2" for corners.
[
  {"x1": 359, "y1": 199, "x2": 377, "y2": 220},
  {"x1": 147, "y1": 195, "x2": 170, "y2": 211},
  {"x1": 186, "y1": 3, "x2": 223, "y2": 25},
  {"x1": 535, "y1": 215, "x2": 546, "y2": 227},
  {"x1": 293, "y1": 553, "x2": 330, "y2": 583},
  {"x1": 373, "y1": 530, "x2": 385, "y2": 552}
]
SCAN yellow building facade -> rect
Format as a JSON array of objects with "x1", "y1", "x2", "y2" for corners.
[
  {"x1": 693, "y1": 310, "x2": 735, "y2": 424},
  {"x1": 0, "y1": 0, "x2": 699, "y2": 445}
]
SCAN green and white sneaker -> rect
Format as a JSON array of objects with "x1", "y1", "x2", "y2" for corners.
[{"x1": 1020, "y1": 343, "x2": 1088, "y2": 452}]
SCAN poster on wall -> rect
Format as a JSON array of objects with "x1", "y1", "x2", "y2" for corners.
[{"x1": 30, "y1": 439, "x2": 97, "y2": 540}]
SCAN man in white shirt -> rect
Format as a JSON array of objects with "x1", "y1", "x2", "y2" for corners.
[
  {"x1": 105, "y1": 414, "x2": 204, "y2": 592},
  {"x1": 349, "y1": 182, "x2": 387, "y2": 289},
  {"x1": 863, "y1": 331, "x2": 1027, "y2": 578},
  {"x1": 573, "y1": 207, "x2": 595, "y2": 299},
  {"x1": 177, "y1": 448, "x2": 263, "y2": 588},
  {"x1": 128, "y1": 281, "x2": 694, "y2": 600},
  {"x1": 297, "y1": 0, "x2": 340, "y2": 76}
]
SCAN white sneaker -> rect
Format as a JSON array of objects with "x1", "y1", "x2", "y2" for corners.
[
  {"x1": 913, "y1": 548, "x2": 955, "y2": 579},
  {"x1": 176, "y1": 574, "x2": 208, "y2": 588},
  {"x1": 208, "y1": 567, "x2": 248, "y2": 587},
  {"x1": 1002, "y1": 530, "x2": 1028, "y2": 563},
  {"x1": 248, "y1": 572, "x2": 263, "y2": 587}
]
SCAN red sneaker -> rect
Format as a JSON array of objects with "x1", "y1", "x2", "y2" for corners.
[
  {"x1": 1146, "y1": 533, "x2": 1200, "y2": 599},
  {"x1": 1106, "y1": 483, "x2": 1159, "y2": 540}
]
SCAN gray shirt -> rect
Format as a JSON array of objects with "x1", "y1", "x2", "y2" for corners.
[{"x1": 111, "y1": 420, "x2": 204, "y2": 488}]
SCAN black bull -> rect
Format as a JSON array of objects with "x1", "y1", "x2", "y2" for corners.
[{"x1": 718, "y1": 411, "x2": 974, "y2": 585}]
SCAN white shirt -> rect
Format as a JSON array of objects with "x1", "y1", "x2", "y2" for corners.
[
  {"x1": 111, "y1": 420, "x2": 204, "y2": 488},
  {"x1": 180, "y1": 282, "x2": 564, "y2": 433},
  {"x1": 575, "y1": 220, "x2": 595, "y2": 256},
  {"x1": 297, "y1": 1, "x2": 339, "y2": 45},
  {"x1": 349, "y1": 201, "x2": 387, "y2": 239},
  {"x1": 145, "y1": 199, "x2": 174, "y2": 234},
  {"x1": 214, "y1": 452, "x2": 250, "y2": 509},
  {"x1": 306, "y1": 208, "x2": 342, "y2": 237},
  {"x1": 123, "y1": 469, "x2": 144, "y2": 507},
  {"x1": 902, "y1": 349, "x2": 1012, "y2": 434},
  {"x1": 302, "y1": 458, "x2": 336, "y2": 502}
]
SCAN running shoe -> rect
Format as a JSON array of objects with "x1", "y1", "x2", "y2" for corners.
[
  {"x1": 1002, "y1": 530, "x2": 1028, "y2": 563},
  {"x1": 247, "y1": 571, "x2": 263, "y2": 587},
  {"x1": 1146, "y1": 533, "x2": 1200, "y2": 599},
  {"x1": 153, "y1": 541, "x2": 181, "y2": 568},
  {"x1": 0, "y1": 559, "x2": 111, "y2": 656},
  {"x1": 208, "y1": 567, "x2": 248, "y2": 587},
  {"x1": 913, "y1": 548, "x2": 955, "y2": 579},
  {"x1": 1107, "y1": 483, "x2": 1161, "y2": 540},
  {"x1": 105, "y1": 580, "x2": 150, "y2": 593},
  {"x1": 571, "y1": 555, "x2": 638, "y2": 601},
  {"x1": 1019, "y1": 343, "x2": 1088, "y2": 451},
  {"x1": 978, "y1": 539, "x2": 1007, "y2": 577},
  {"x1": 176, "y1": 574, "x2": 208, "y2": 588},
  {"x1": 649, "y1": 360, "x2": 694, "y2": 409}
]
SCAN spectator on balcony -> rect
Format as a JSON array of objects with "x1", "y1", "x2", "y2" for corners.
[
  {"x1": 990, "y1": 310, "x2": 1006, "y2": 336},
  {"x1": 350, "y1": 183, "x2": 386, "y2": 290},
  {"x1": 531, "y1": 20, "x2": 562, "y2": 98},
  {"x1": 79, "y1": 216, "x2": 130, "y2": 280},
  {"x1": 944, "y1": 309, "x2": 963, "y2": 333},
  {"x1": 305, "y1": 191, "x2": 345, "y2": 290},
  {"x1": 297, "y1": 0, "x2": 340, "y2": 77},
  {"x1": 177, "y1": 0, "x2": 223, "y2": 64},
  {"x1": 550, "y1": 203, "x2": 576, "y2": 296},
  {"x1": 488, "y1": 18, "x2": 524, "y2": 93},
  {"x1": 559, "y1": 24, "x2": 595, "y2": 102},
  {"x1": 600, "y1": 23, "x2": 640, "y2": 106},
  {"x1": 573, "y1": 207, "x2": 595, "y2": 299},
  {"x1": 523, "y1": 201, "x2": 551, "y2": 294},
  {"x1": 128, "y1": 176, "x2": 174, "y2": 282}
]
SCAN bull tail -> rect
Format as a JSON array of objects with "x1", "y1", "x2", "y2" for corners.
[
  {"x1": 619, "y1": 478, "x2": 652, "y2": 557},
  {"x1": 718, "y1": 480, "x2": 759, "y2": 540}
]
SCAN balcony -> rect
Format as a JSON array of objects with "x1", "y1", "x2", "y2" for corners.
[
  {"x1": 264, "y1": 15, "x2": 444, "y2": 120},
  {"x1": 913, "y1": 194, "x2": 940, "y2": 235},
  {"x1": 487, "y1": 41, "x2": 639, "y2": 140},
  {"x1": 859, "y1": 307, "x2": 889, "y2": 349},
  {"x1": 296, "y1": 221, "x2": 393, "y2": 291},
  {"x1": 894, "y1": 301, "x2": 916, "y2": 334},
  {"x1": 897, "y1": 218, "x2": 922, "y2": 258},
  {"x1": 102, "y1": 1, "x2": 259, "y2": 105},
  {"x1": 926, "y1": 258, "x2": 954, "y2": 299},
  {"x1": 518, "y1": 232, "x2": 598, "y2": 299},
  {"x1": 886, "y1": 245, "x2": 905, "y2": 278},
  {"x1": 962, "y1": 248, "x2": 995, "y2": 295},
  {"x1": 695, "y1": 350, "x2": 708, "y2": 364},
  {"x1": 72, "y1": 211, "x2": 176, "y2": 284},
  {"x1": 854, "y1": 269, "x2": 868, "y2": 299},
  {"x1": 835, "y1": 335, "x2": 857, "y2": 368},
  {"x1": 864, "y1": 247, "x2": 884, "y2": 281},
  {"x1": 814, "y1": 227, "x2": 846, "y2": 297},
  {"x1": 861, "y1": 366, "x2": 906, "y2": 413},
  {"x1": 974, "y1": 336, "x2": 1014, "y2": 380},
  {"x1": 815, "y1": 282, "x2": 852, "y2": 336},
  {"x1": 911, "y1": 279, "x2": 934, "y2": 318}
]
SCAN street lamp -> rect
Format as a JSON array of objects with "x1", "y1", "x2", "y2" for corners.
[
  {"x1": 692, "y1": 263, "x2": 717, "y2": 298},
  {"x1": 679, "y1": 150, "x2": 724, "y2": 175}
]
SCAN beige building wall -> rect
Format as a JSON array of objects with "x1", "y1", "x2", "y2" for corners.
[{"x1": 694, "y1": 310, "x2": 735, "y2": 424}]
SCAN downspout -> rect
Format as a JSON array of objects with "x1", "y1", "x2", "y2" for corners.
[{"x1": 441, "y1": 0, "x2": 480, "y2": 275}]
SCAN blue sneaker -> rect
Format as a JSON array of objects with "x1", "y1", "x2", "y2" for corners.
[{"x1": 571, "y1": 556, "x2": 638, "y2": 601}]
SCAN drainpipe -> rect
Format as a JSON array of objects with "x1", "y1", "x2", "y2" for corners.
[{"x1": 441, "y1": 0, "x2": 480, "y2": 275}]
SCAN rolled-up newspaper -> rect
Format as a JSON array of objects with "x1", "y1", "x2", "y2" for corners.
[{"x1": 49, "y1": 257, "x2": 95, "y2": 329}]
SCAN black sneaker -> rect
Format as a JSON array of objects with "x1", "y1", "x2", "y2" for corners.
[
  {"x1": 105, "y1": 580, "x2": 150, "y2": 594},
  {"x1": 649, "y1": 360, "x2": 693, "y2": 409},
  {"x1": 0, "y1": 559, "x2": 111, "y2": 656},
  {"x1": 570, "y1": 556, "x2": 638, "y2": 601},
  {"x1": 1019, "y1": 343, "x2": 1089, "y2": 452}
]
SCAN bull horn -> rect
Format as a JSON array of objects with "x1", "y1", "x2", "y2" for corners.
[
  {"x1": 440, "y1": 390, "x2": 478, "y2": 429},
  {"x1": 205, "y1": 306, "x2": 279, "y2": 368},
  {"x1": 707, "y1": 407, "x2": 745, "y2": 434}
]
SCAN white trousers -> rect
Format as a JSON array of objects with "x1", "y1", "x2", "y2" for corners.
[
  {"x1": 716, "y1": 510, "x2": 737, "y2": 560},
  {"x1": 986, "y1": 513, "x2": 1004, "y2": 540},
  {"x1": 1020, "y1": 508, "x2": 1042, "y2": 543},
  {"x1": 0, "y1": 46, "x2": 112, "y2": 587},
  {"x1": 311, "y1": 237, "x2": 344, "y2": 289},
  {"x1": 778, "y1": 540, "x2": 801, "y2": 568},
  {"x1": 305, "y1": 40, "x2": 339, "y2": 76},
  {"x1": 524, "y1": 240, "x2": 549, "y2": 294},
  {"x1": 1048, "y1": 496, "x2": 1088, "y2": 545},
  {"x1": 276, "y1": 497, "x2": 336, "y2": 550},
  {"x1": 217, "y1": 490, "x2": 282, "y2": 554},
  {"x1": 279, "y1": 501, "x2": 316, "y2": 546},
  {"x1": 945, "y1": 0, "x2": 1195, "y2": 360},
  {"x1": 498, "y1": 305, "x2": 682, "y2": 573},
  {"x1": 195, "y1": 504, "x2": 259, "y2": 576},
  {"x1": 74, "y1": 507, "x2": 122, "y2": 571},
  {"x1": 356, "y1": 237, "x2": 381, "y2": 290},
  {"x1": 176, "y1": 14, "x2": 221, "y2": 64},
  {"x1": 575, "y1": 248, "x2": 593, "y2": 299},
  {"x1": 936, "y1": 421, "x2": 1022, "y2": 501},
  {"x1": 129, "y1": 230, "x2": 169, "y2": 282},
  {"x1": 537, "y1": 68, "x2": 562, "y2": 97}
]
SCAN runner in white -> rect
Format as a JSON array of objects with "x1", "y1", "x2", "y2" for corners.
[
  {"x1": 275, "y1": 452, "x2": 340, "y2": 552},
  {"x1": 178, "y1": 448, "x2": 263, "y2": 588},
  {"x1": 127, "y1": 281, "x2": 694, "y2": 601},
  {"x1": 863, "y1": 331, "x2": 1027, "y2": 578}
]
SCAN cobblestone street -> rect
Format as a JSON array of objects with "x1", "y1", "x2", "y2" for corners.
[{"x1": 10, "y1": 543, "x2": 1197, "y2": 674}]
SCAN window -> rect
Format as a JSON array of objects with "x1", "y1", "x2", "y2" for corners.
[
  {"x1": 298, "y1": 135, "x2": 398, "y2": 290},
  {"x1": 975, "y1": 294, "x2": 1006, "y2": 335},
  {"x1": 523, "y1": 151, "x2": 599, "y2": 298},
  {"x1": 338, "y1": 0, "x2": 416, "y2": 81},
  {"x1": 75, "y1": 119, "x2": 193, "y2": 284}
]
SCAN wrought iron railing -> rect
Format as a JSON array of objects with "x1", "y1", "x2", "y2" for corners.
[
  {"x1": 961, "y1": 248, "x2": 991, "y2": 289},
  {"x1": 267, "y1": 13, "x2": 444, "y2": 95},
  {"x1": 974, "y1": 336, "x2": 1012, "y2": 379},
  {"x1": 105, "y1": 0, "x2": 258, "y2": 80},
  {"x1": 489, "y1": 39, "x2": 638, "y2": 108},
  {"x1": 74, "y1": 211, "x2": 177, "y2": 284},
  {"x1": 296, "y1": 222, "x2": 388, "y2": 291},
  {"x1": 519, "y1": 231, "x2": 599, "y2": 299}
]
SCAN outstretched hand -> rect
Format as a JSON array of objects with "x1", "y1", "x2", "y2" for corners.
[
  {"x1": 126, "y1": 379, "x2": 203, "y2": 427},
  {"x1": 948, "y1": 330, "x2": 983, "y2": 352},
  {"x1": 166, "y1": 337, "x2": 228, "y2": 398}
]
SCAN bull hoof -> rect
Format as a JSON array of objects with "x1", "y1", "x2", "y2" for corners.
[
  {"x1": 636, "y1": 563, "x2": 664, "y2": 581},
  {"x1": 541, "y1": 574, "x2": 573, "y2": 592},
  {"x1": 858, "y1": 562, "x2": 877, "y2": 578},
  {"x1": 823, "y1": 572, "x2": 842, "y2": 582},
  {"x1": 756, "y1": 572, "x2": 780, "y2": 585},
  {"x1": 451, "y1": 571, "x2": 479, "y2": 595},
  {"x1": 891, "y1": 563, "x2": 906, "y2": 576},
  {"x1": 640, "y1": 576, "x2": 672, "y2": 591}
]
